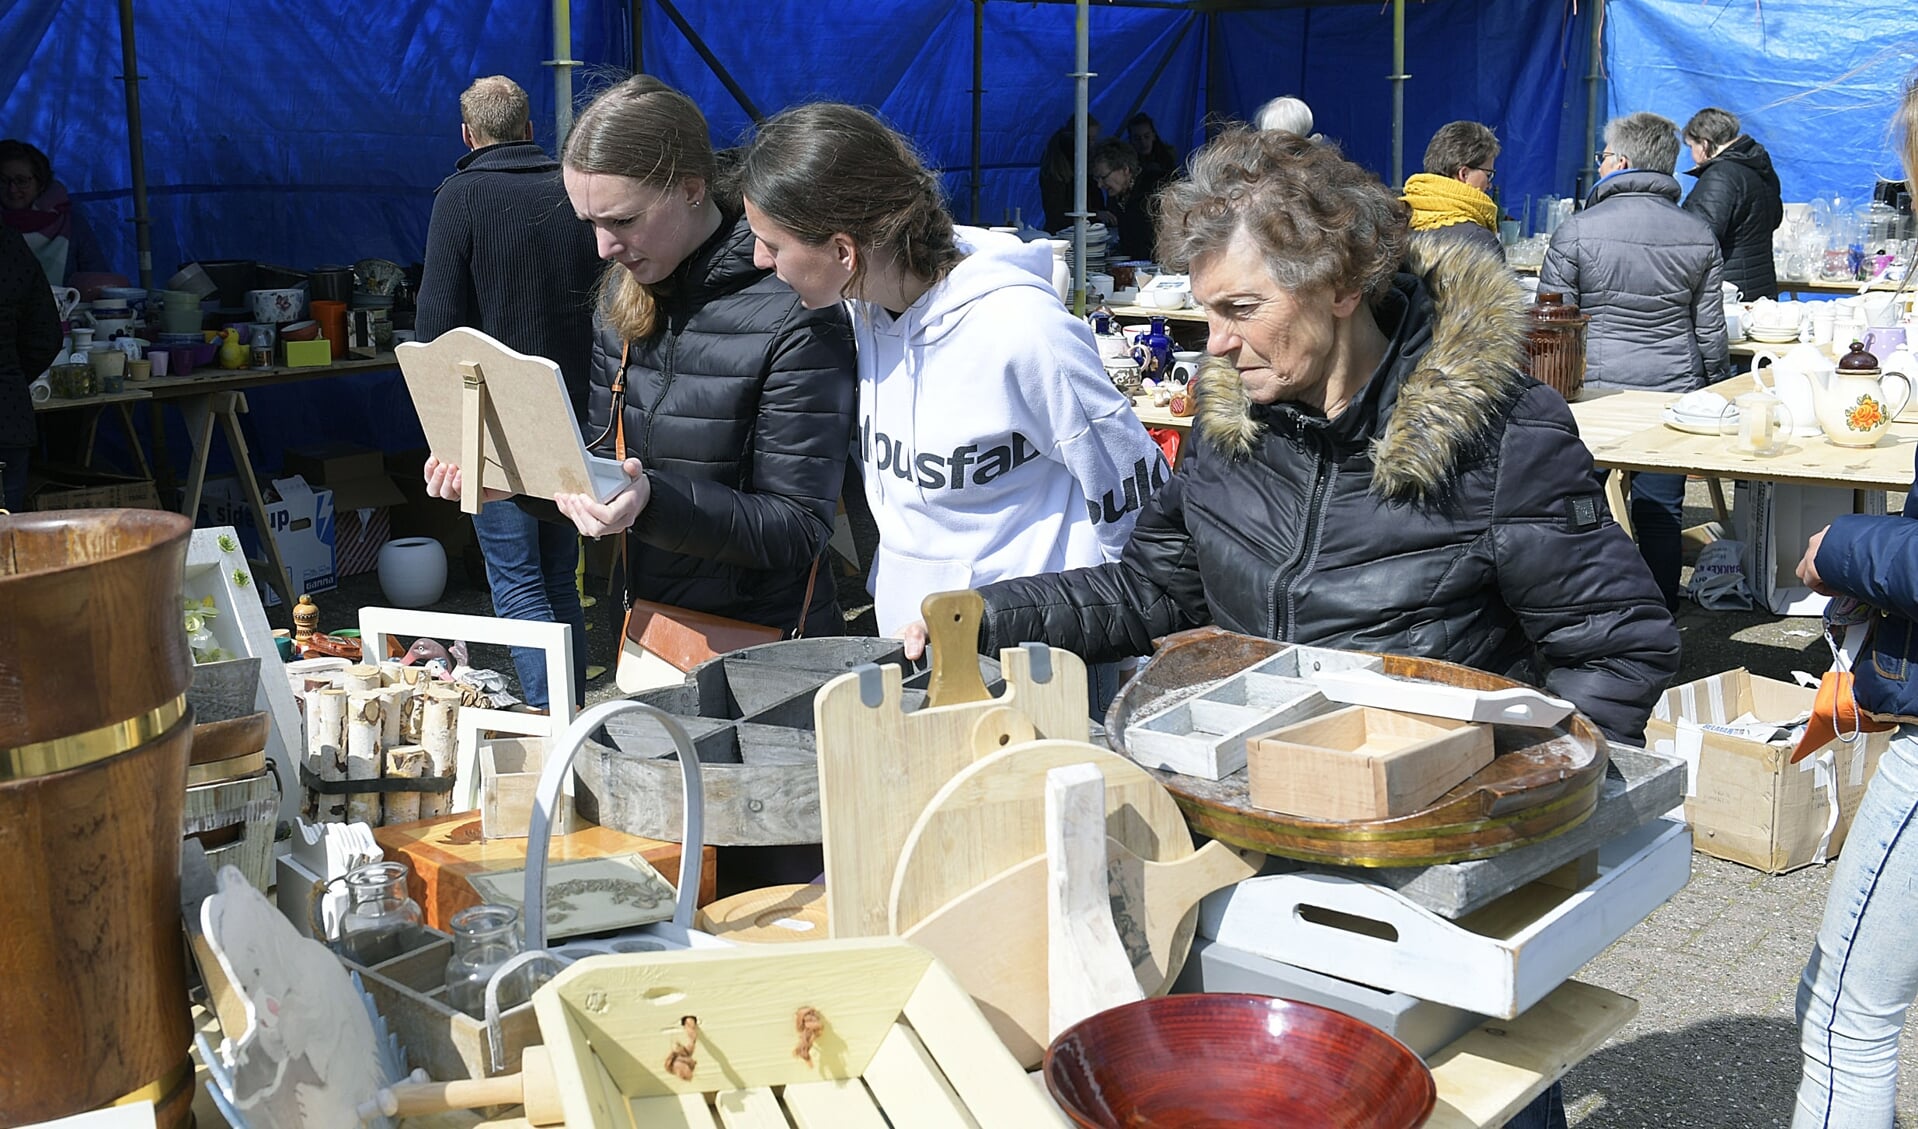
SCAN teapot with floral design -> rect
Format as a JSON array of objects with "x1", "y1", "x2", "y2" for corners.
[{"x1": 1813, "y1": 341, "x2": 1911, "y2": 448}]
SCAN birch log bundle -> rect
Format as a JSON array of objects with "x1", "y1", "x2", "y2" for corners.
[{"x1": 295, "y1": 665, "x2": 473, "y2": 827}]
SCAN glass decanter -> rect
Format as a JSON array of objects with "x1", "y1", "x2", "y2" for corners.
[
  {"x1": 334, "y1": 861, "x2": 424, "y2": 966},
  {"x1": 443, "y1": 903, "x2": 526, "y2": 1018}
]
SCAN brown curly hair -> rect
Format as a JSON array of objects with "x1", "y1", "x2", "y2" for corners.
[{"x1": 1154, "y1": 127, "x2": 1408, "y2": 299}]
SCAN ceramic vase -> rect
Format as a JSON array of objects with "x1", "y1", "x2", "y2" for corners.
[{"x1": 377, "y1": 537, "x2": 448, "y2": 608}]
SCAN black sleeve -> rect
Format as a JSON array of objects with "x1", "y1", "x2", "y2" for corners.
[
  {"x1": 630, "y1": 305, "x2": 857, "y2": 571},
  {"x1": 1490, "y1": 386, "x2": 1681, "y2": 743},
  {"x1": 414, "y1": 182, "x2": 475, "y2": 341},
  {"x1": 1682, "y1": 166, "x2": 1738, "y2": 252},
  {"x1": 4, "y1": 228, "x2": 62, "y2": 376},
  {"x1": 979, "y1": 466, "x2": 1210, "y2": 661}
]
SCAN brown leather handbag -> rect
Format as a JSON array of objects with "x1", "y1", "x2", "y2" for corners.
[{"x1": 603, "y1": 340, "x2": 823, "y2": 691}]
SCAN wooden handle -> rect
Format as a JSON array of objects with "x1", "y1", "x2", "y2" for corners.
[
  {"x1": 459, "y1": 359, "x2": 486, "y2": 516},
  {"x1": 358, "y1": 1047, "x2": 563, "y2": 1124},
  {"x1": 971, "y1": 706, "x2": 1037, "y2": 756},
  {"x1": 922, "y1": 589, "x2": 990, "y2": 708},
  {"x1": 1132, "y1": 839, "x2": 1264, "y2": 922}
]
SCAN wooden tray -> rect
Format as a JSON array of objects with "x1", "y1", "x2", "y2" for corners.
[{"x1": 1106, "y1": 627, "x2": 1611, "y2": 866}]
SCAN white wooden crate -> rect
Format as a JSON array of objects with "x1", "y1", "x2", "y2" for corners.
[
  {"x1": 1122, "y1": 645, "x2": 1379, "y2": 779},
  {"x1": 1200, "y1": 817, "x2": 1691, "y2": 1018}
]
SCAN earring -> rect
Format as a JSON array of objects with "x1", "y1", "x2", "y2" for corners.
[{"x1": 690, "y1": 197, "x2": 702, "y2": 209}]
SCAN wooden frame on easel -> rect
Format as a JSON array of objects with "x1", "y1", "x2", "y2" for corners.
[{"x1": 395, "y1": 327, "x2": 633, "y2": 515}]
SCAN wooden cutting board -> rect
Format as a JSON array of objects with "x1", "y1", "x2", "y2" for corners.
[
  {"x1": 815, "y1": 592, "x2": 1089, "y2": 940},
  {"x1": 890, "y1": 739, "x2": 1256, "y2": 1066}
]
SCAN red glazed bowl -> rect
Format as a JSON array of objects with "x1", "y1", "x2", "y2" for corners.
[{"x1": 1044, "y1": 994, "x2": 1436, "y2": 1129}]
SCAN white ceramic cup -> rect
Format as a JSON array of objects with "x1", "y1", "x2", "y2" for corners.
[
  {"x1": 1171, "y1": 351, "x2": 1204, "y2": 382},
  {"x1": 149, "y1": 350, "x2": 169, "y2": 377}
]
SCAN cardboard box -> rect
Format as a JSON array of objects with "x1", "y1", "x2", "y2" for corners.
[
  {"x1": 1647, "y1": 669, "x2": 1887, "y2": 873},
  {"x1": 283, "y1": 445, "x2": 404, "y2": 575},
  {"x1": 384, "y1": 447, "x2": 473, "y2": 560},
  {"x1": 30, "y1": 465, "x2": 162, "y2": 511},
  {"x1": 197, "y1": 474, "x2": 337, "y2": 603},
  {"x1": 284, "y1": 338, "x2": 332, "y2": 367}
]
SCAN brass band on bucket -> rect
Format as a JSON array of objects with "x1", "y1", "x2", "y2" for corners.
[
  {"x1": 105, "y1": 1056, "x2": 194, "y2": 1109},
  {"x1": 0, "y1": 696, "x2": 188, "y2": 780}
]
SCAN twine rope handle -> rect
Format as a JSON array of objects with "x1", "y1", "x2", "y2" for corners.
[
  {"x1": 664, "y1": 1015, "x2": 700, "y2": 1081},
  {"x1": 793, "y1": 1007, "x2": 824, "y2": 1066}
]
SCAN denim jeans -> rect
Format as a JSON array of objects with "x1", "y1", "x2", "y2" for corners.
[
  {"x1": 0, "y1": 446, "x2": 27, "y2": 512},
  {"x1": 1793, "y1": 725, "x2": 1918, "y2": 1127},
  {"x1": 1504, "y1": 1082, "x2": 1567, "y2": 1129},
  {"x1": 471, "y1": 500, "x2": 587, "y2": 709},
  {"x1": 1629, "y1": 471, "x2": 1687, "y2": 613}
]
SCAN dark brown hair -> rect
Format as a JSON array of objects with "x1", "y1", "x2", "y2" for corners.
[
  {"x1": 564, "y1": 75, "x2": 718, "y2": 338},
  {"x1": 739, "y1": 102, "x2": 962, "y2": 297},
  {"x1": 0, "y1": 139, "x2": 52, "y2": 199},
  {"x1": 1421, "y1": 120, "x2": 1499, "y2": 179},
  {"x1": 1683, "y1": 107, "x2": 1740, "y2": 151},
  {"x1": 1156, "y1": 126, "x2": 1407, "y2": 298}
]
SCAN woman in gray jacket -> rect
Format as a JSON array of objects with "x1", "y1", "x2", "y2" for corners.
[{"x1": 1539, "y1": 110, "x2": 1729, "y2": 611}]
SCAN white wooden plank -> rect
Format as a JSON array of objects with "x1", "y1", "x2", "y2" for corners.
[
  {"x1": 1424, "y1": 980, "x2": 1637, "y2": 1129},
  {"x1": 628, "y1": 1092, "x2": 719, "y2": 1128},
  {"x1": 901, "y1": 959, "x2": 1071, "y2": 1126},
  {"x1": 713, "y1": 1087, "x2": 793, "y2": 1129},
  {"x1": 1046, "y1": 765, "x2": 1142, "y2": 1040},
  {"x1": 862, "y1": 1024, "x2": 979, "y2": 1129},
  {"x1": 779, "y1": 1079, "x2": 889, "y2": 1129}
]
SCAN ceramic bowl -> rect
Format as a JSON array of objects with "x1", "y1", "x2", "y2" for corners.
[
  {"x1": 354, "y1": 257, "x2": 407, "y2": 297},
  {"x1": 165, "y1": 263, "x2": 219, "y2": 299},
  {"x1": 248, "y1": 287, "x2": 307, "y2": 324},
  {"x1": 1044, "y1": 994, "x2": 1437, "y2": 1129},
  {"x1": 280, "y1": 320, "x2": 321, "y2": 341},
  {"x1": 98, "y1": 286, "x2": 148, "y2": 306}
]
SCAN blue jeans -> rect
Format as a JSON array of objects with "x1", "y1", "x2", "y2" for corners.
[
  {"x1": 1505, "y1": 1082, "x2": 1566, "y2": 1129},
  {"x1": 0, "y1": 446, "x2": 27, "y2": 512},
  {"x1": 471, "y1": 500, "x2": 586, "y2": 709},
  {"x1": 1793, "y1": 725, "x2": 1918, "y2": 1127},
  {"x1": 1629, "y1": 472, "x2": 1687, "y2": 613}
]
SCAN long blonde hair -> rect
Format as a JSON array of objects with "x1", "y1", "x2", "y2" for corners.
[{"x1": 563, "y1": 76, "x2": 718, "y2": 339}]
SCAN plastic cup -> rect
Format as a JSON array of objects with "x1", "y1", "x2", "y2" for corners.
[{"x1": 148, "y1": 350, "x2": 169, "y2": 377}]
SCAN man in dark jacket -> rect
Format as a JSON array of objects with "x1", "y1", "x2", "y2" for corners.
[
  {"x1": 0, "y1": 225, "x2": 61, "y2": 511},
  {"x1": 415, "y1": 75, "x2": 601, "y2": 708},
  {"x1": 963, "y1": 130, "x2": 1679, "y2": 748},
  {"x1": 1682, "y1": 107, "x2": 1784, "y2": 300},
  {"x1": 1539, "y1": 110, "x2": 1729, "y2": 612}
]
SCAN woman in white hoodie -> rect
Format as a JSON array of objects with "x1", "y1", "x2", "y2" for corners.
[{"x1": 738, "y1": 103, "x2": 1167, "y2": 706}]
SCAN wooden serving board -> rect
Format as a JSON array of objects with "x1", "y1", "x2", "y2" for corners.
[
  {"x1": 815, "y1": 593, "x2": 1089, "y2": 940},
  {"x1": 1108, "y1": 627, "x2": 1610, "y2": 867}
]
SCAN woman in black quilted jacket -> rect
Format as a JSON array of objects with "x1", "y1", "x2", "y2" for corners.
[
  {"x1": 0, "y1": 225, "x2": 62, "y2": 511},
  {"x1": 428, "y1": 76, "x2": 857, "y2": 637},
  {"x1": 1682, "y1": 107, "x2": 1784, "y2": 300}
]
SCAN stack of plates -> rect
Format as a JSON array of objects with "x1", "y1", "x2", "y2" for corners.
[
  {"x1": 1747, "y1": 326, "x2": 1802, "y2": 344},
  {"x1": 1661, "y1": 389, "x2": 1738, "y2": 434},
  {"x1": 1057, "y1": 224, "x2": 1111, "y2": 276}
]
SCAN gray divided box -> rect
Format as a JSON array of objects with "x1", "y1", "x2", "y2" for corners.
[{"x1": 1123, "y1": 645, "x2": 1383, "y2": 780}]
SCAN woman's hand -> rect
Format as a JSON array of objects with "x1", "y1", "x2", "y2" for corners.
[
  {"x1": 900, "y1": 619, "x2": 931, "y2": 662},
  {"x1": 1796, "y1": 525, "x2": 1835, "y2": 596},
  {"x1": 556, "y1": 459, "x2": 650, "y2": 538},
  {"x1": 423, "y1": 455, "x2": 508, "y2": 504}
]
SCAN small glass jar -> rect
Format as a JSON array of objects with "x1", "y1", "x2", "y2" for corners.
[
  {"x1": 443, "y1": 903, "x2": 527, "y2": 1018},
  {"x1": 335, "y1": 861, "x2": 424, "y2": 966}
]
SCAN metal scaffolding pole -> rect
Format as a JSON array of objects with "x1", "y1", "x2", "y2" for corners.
[
  {"x1": 116, "y1": 0, "x2": 153, "y2": 288},
  {"x1": 971, "y1": 0, "x2": 984, "y2": 224},
  {"x1": 1071, "y1": 0, "x2": 1091, "y2": 316},
  {"x1": 1582, "y1": 0, "x2": 1606, "y2": 198},
  {"x1": 656, "y1": 0, "x2": 763, "y2": 122},
  {"x1": 631, "y1": 0, "x2": 644, "y2": 72},
  {"x1": 1390, "y1": 0, "x2": 1407, "y2": 188},
  {"x1": 548, "y1": 0, "x2": 580, "y2": 152}
]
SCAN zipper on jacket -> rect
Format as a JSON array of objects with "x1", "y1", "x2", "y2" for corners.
[
  {"x1": 638, "y1": 321, "x2": 681, "y2": 459},
  {"x1": 1269, "y1": 433, "x2": 1335, "y2": 639}
]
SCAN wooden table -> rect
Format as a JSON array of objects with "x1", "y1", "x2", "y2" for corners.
[
  {"x1": 1109, "y1": 302, "x2": 1206, "y2": 324},
  {"x1": 1131, "y1": 394, "x2": 1195, "y2": 467},
  {"x1": 33, "y1": 386, "x2": 157, "y2": 481}
]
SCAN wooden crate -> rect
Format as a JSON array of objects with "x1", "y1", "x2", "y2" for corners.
[
  {"x1": 31, "y1": 468, "x2": 162, "y2": 511},
  {"x1": 533, "y1": 938, "x2": 1068, "y2": 1127},
  {"x1": 342, "y1": 923, "x2": 540, "y2": 1080},
  {"x1": 1249, "y1": 705, "x2": 1495, "y2": 821},
  {"x1": 373, "y1": 811, "x2": 715, "y2": 931}
]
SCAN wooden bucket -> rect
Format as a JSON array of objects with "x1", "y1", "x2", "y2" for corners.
[{"x1": 0, "y1": 509, "x2": 197, "y2": 1128}]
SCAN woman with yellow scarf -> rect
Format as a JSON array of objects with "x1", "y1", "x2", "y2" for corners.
[{"x1": 1401, "y1": 121, "x2": 1506, "y2": 259}]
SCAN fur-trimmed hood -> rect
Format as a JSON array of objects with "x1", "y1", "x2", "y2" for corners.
[{"x1": 1195, "y1": 234, "x2": 1530, "y2": 502}]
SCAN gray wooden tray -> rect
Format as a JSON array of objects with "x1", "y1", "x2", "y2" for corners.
[{"x1": 1266, "y1": 744, "x2": 1685, "y2": 919}]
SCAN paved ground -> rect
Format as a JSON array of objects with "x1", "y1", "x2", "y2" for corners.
[{"x1": 291, "y1": 480, "x2": 1916, "y2": 1125}]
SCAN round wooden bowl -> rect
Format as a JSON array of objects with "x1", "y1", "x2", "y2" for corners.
[
  {"x1": 1044, "y1": 994, "x2": 1436, "y2": 1129},
  {"x1": 1106, "y1": 627, "x2": 1610, "y2": 867}
]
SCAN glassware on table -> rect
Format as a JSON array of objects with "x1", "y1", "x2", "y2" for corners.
[
  {"x1": 1722, "y1": 391, "x2": 1795, "y2": 457},
  {"x1": 443, "y1": 903, "x2": 527, "y2": 1018},
  {"x1": 334, "y1": 860, "x2": 425, "y2": 966}
]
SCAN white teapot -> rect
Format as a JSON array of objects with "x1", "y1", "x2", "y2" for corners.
[
  {"x1": 1750, "y1": 343, "x2": 1828, "y2": 436},
  {"x1": 1812, "y1": 341, "x2": 1912, "y2": 447}
]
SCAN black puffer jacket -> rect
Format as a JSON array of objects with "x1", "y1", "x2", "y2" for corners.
[
  {"x1": 978, "y1": 238, "x2": 1680, "y2": 742},
  {"x1": 1683, "y1": 135, "x2": 1784, "y2": 301},
  {"x1": 581, "y1": 211, "x2": 857, "y2": 635}
]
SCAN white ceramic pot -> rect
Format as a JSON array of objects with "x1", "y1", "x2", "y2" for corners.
[
  {"x1": 248, "y1": 287, "x2": 307, "y2": 324},
  {"x1": 377, "y1": 537, "x2": 448, "y2": 608}
]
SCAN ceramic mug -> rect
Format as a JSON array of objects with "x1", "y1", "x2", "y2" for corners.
[
  {"x1": 1725, "y1": 391, "x2": 1794, "y2": 457},
  {"x1": 1170, "y1": 350, "x2": 1204, "y2": 383},
  {"x1": 50, "y1": 286, "x2": 81, "y2": 321},
  {"x1": 1864, "y1": 325, "x2": 1907, "y2": 359}
]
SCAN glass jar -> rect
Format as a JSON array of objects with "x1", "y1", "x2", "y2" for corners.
[
  {"x1": 443, "y1": 903, "x2": 526, "y2": 1018},
  {"x1": 1524, "y1": 291, "x2": 1591, "y2": 400},
  {"x1": 334, "y1": 861, "x2": 424, "y2": 966}
]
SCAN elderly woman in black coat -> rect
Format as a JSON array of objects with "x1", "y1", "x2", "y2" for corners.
[
  {"x1": 912, "y1": 128, "x2": 1680, "y2": 748},
  {"x1": 0, "y1": 225, "x2": 62, "y2": 511}
]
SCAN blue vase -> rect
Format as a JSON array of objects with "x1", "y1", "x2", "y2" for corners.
[{"x1": 1132, "y1": 316, "x2": 1173, "y2": 380}]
